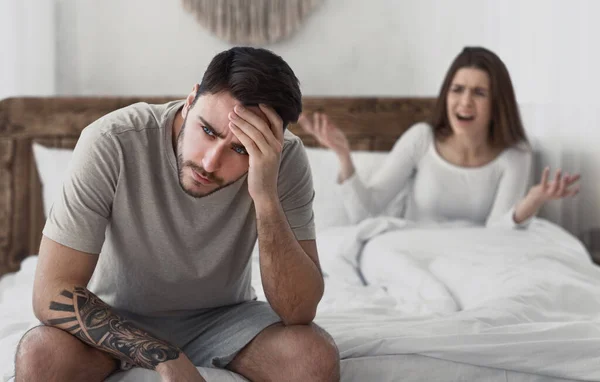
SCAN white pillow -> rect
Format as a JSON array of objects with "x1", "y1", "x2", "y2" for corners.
[
  {"x1": 31, "y1": 143, "x2": 390, "y2": 229},
  {"x1": 304, "y1": 147, "x2": 388, "y2": 230},
  {"x1": 32, "y1": 143, "x2": 73, "y2": 218}
]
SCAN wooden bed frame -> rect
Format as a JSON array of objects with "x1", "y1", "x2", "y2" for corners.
[{"x1": 0, "y1": 96, "x2": 436, "y2": 277}]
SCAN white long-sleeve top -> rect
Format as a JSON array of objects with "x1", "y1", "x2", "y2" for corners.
[{"x1": 338, "y1": 123, "x2": 533, "y2": 228}]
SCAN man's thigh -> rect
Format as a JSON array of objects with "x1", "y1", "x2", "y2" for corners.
[{"x1": 180, "y1": 300, "x2": 281, "y2": 368}]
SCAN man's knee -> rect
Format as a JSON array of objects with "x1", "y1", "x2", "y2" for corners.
[
  {"x1": 283, "y1": 324, "x2": 340, "y2": 381},
  {"x1": 15, "y1": 326, "x2": 65, "y2": 380},
  {"x1": 14, "y1": 325, "x2": 116, "y2": 382}
]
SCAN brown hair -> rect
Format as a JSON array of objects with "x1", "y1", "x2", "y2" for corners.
[
  {"x1": 429, "y1": 47, "x2": 528, "y2": 149},
  {"x1": 194, "y1": 47, "x2": 301, "y2": 129}
]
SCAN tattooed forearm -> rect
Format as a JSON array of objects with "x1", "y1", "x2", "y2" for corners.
[{"x1": 47, "y1": 286, "x2": 179, "y2": 369}]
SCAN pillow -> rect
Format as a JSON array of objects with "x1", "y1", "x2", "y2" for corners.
[
  {"x1": 304, "y1": 147, "x2": 388, "y2": 230},
  {"x1": 32, "y1": 143, "x2": 73, "y2": 218},
  {"x1": 31, "y1": 143, "x2": 391, "y2": 229}
]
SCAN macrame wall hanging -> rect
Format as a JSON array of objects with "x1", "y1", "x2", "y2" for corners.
[{"x1": 182, "y1": 0, "x2": 325, "y2": 45}]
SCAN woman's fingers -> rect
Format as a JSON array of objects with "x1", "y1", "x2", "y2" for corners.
[
  {"x1": 298, "y1": 113, "x2": 313, "y2": 133},
  {"x1": 556, "y1": 171, "x2": 568, "y2": 196},
  {"x1": 540, "y1": 167, "x2": 550, "y2": 189},
  {"x1": 548, "y1": 169, "x2": 561, "y2": 195},
  {"x1": 566, "y1": 173, "x2": 581, "y2": 186},
  {"x1": 568, "y1": 185, "x2": 580, "y2": 197},
  {"x1": 301, "y1": 112, "x2": 348, "y2": 152}
]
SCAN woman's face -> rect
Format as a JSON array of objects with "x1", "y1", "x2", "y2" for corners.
[{"x1": 446, "y1": 67, "x2": 492, "y2": 140}]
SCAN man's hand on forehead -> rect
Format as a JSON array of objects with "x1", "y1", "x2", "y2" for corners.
[
  {"x1": 241, "y1": 104, "x2": 270, "y2": 126},
  {"x1": 228, "y1": 104, "x2": 284, "y2": 146},
  {"x1": 228, "y1": 103, "x2": 284, "y2": 203}
]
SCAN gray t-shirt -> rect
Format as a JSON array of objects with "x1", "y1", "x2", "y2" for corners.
[{"x1": 43, "y1": 101, "x2": 316, "y2": 317}]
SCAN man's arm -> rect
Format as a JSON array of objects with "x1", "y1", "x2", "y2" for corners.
[
  {"x1": 255, "y1": 201, "x2": 324, "y2": 325},
  {"x1": 33, "y1": 236, "x2": 201, "y2": 379},
  {"x1": 228, "y1": 103, "x2": 323, "y2": 326}
]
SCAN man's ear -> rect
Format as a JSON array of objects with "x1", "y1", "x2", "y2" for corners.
[{"x1": 183, "y1": 84, "x2": 200, "y2": 118}]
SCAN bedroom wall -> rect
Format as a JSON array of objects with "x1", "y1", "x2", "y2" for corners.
[
  {"x1": 51, "y1": 0, "x2": 600, "y2": 246},
  {"x1": 0, "y1": 0, "x2": 55, "y2": 100},
  {"x1": 56, "y1": 0, "x2": 598, "y2": 100}
]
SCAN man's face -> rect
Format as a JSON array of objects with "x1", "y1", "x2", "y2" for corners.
[{"x1": 175, "y1": 91, "x2": 268, "y2": 198}]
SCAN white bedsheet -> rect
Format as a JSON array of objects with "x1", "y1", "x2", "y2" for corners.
[
  {"x1": 0, "y1": 257, "x2": 39, "y2": 382},
  {"x1": 1, "y1": 218, "x2": 599, "y2": 381}
]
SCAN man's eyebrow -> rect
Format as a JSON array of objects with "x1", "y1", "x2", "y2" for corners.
[
  {"x1": 198, "y1": 116, "x2": 224, "y2": 138},
  {"x1": 198, "y1": 115, "x2": 246, "y2": 150}
]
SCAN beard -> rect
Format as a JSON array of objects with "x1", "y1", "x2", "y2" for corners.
[{"x1": 175, "y1": 117, "x2": 229, "y2": 198}]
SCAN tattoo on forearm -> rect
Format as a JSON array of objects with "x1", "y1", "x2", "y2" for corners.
[
  {"x1": 48, "y1": 286, "x2": 179, "y2": 369},
  {"x1": 49, "y1": 301, "x2": 75, "y2": 312}
]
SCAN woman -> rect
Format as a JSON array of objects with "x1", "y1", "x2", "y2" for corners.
[{"x1": 299, "y1": 47, "x2": 580, "y2": 228}]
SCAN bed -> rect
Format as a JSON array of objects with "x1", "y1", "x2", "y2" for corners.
[{"x1": 1, "y1": 97, "x2": 599, "y2": 382}]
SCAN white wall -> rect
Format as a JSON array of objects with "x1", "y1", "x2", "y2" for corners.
[
  {"x1": 56, "y1": 0, "x2": 599, "y2": 100},
  {"x1": 0, "y1": 0, "x2": 55, "y2": 99},
  {"x1": 45, "y1": 0, "x2": 600, "y2": 242}
]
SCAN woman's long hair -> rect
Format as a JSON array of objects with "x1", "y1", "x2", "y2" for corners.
[{"x1": 429, "y1": 47, "x2": 529, "y2": 149}]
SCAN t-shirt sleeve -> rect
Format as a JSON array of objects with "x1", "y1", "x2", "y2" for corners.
[
  {"x1": 486, "y1": 147, "x2": 533, "y2": 229},
  {"x1": 337, "y1": 122, "x2": 431, "y2": 223},
  {"x1": 277, "y1": 135, "x2": 316, "y2": 241},
  {"x1": 42, "y1": 124, "x2": 121, "y2": 253}
]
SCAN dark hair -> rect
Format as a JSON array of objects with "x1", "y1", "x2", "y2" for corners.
[
  {"x1": 429, "y1": 47, "x2": 528, "y2": 149},
  {"x1": 193, "y1": 47, "x2": 302, "y2": 129}
]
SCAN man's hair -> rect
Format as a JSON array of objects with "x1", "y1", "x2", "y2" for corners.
[{"x1": 193, "y1": 47, "x2": 302, "y2": 129}]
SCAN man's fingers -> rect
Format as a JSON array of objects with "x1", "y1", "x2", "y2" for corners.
[
  {"x1": 237, "y1": 105, "x2": 281, "y2": 148},
  {"x1": 229, "y1": 118, "x2": 269, "y2": 154},
  {"x1": 229, "y1": 122, "x2": 259, "y2": 157},
  {"x1": 230, "y1": 108, "x2": 279, "y2": 153},
  {"x1": 258, "y1": 104, "x2": 284, "y2": 143}
]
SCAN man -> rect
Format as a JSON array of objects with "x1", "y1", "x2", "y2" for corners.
[{"x1": 15, "y1": 47, "x2": 340, "y2": 382}]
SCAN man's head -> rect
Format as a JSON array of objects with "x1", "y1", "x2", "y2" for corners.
[{"x1": 175, "y1": 47, "x2": 302, "y2": 198}]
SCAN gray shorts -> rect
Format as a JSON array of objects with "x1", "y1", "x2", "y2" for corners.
[{"x1": 119, "y1": 301, "x2": 281, "y2": 368}]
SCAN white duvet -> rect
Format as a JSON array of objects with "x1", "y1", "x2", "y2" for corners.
[
  {"x1": 1, "y1": 218, "x2": 599, "y2": 381},
  {"x1": 314, "y1": 217, "x2": 600, "y2": 381}
]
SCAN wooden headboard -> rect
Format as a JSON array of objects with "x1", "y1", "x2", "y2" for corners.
[{"x1": 0, "y1": 96, "x2": 436, "y2": 277}]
